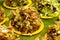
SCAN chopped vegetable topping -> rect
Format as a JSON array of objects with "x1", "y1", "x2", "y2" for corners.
[
  {"x1": 5, "y1": 0, "x2": 29, "y2": 7},
  {"x1": 32, "y1": 0, "x2": 59, "y2": 18},
  {"x1": 47, "y1": 27, "x2": 58, "y2": 40},
  {"x1": 11, "y1": 7, "x2": 42, "y2": 34},
  {"x1": 46, "y1": 21, "x2": 60, "y2": 40}
]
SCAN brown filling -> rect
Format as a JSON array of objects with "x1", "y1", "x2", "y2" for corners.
[
  {"x1": 5, "y1": 0, "x2": 28, "y2": 7},
  {"x1": 0, "y1": 35, "x2": 8, "y2": 40},
  {"x1": 47, "y1": 27, "x2": 59, "y2": 40},
  {"x1": 11, "y1": 7, "x2": 41, "y2": 34}
]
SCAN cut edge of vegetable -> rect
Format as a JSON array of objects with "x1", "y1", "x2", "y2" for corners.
[{"x1": 40, "y1": 13, "x2": 59, "y2": 19}]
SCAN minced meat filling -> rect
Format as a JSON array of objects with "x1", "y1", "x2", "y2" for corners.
[
  {"x1": 32, "y1": 0, "x2": 58, "y2": 17},
  {"x1": 47, "y1": 27, "x2": 58, "y2": 40},
  {"x1": 11, "y1": 7, "x2": 41, "y2": 34},
  {"x1": 0, "y1": 35, "x2": 8, "y2": 40},
  {"x1": 5, "y1": 0, "x2": 28, "y2": 7},
  {"x1": 37, "y1": 3, "x2": 57, "y2": 17},
  {"x1": 46, "y1": 22, "x2": 60, "y2": 40},
  {"x1": 0, "y1": 8, "x2": 6, "y2": 22}
]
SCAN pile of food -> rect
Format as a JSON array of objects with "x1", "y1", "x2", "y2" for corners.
[
  {"x1": 10, "y1": 7, "x2": 43, "y2": 35},
  {"x1": 45, "y1": 20, "x2": 60, "y2": 40}
]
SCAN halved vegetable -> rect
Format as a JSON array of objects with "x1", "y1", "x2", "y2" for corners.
[
  {"x1": 9, "y1": 20, "x2": 44, "y2": 35},
  {"x1": 46, "y1": 21, "x2": 60, "y2": 40},
  {"x1": 0, "y1": 7, "x2": 7, "y2": 25},
  {"x1": 32, "y1": 0, "x2": 59, "y2": 19},
  {"x1": 40, "y1": 3, "x2": 59, "y2": 18},
  {"x1": 3, "y1": 0, "x2": 32, "y2": 9},
  {"x1": 9, "y1": 7, "x2": 44, "y2": 35}
]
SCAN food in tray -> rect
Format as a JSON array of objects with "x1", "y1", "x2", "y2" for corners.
[
  {"x1": 45, "y1": 21, "x2": 60, "y2": 40},
  {"x1": 3, "y1": 0, "x2": 32, "y2": 9},
  {"x1": 0, "y1": 7, "x2": 7, "y2": 25},
  {"x1": 32, "y1": 0, "x2": 59, "y2": 18},
  {"x1": 41, "y1": 17, "x2": 60, "y2": 40},
  {"x1": 0, "y1": 25, "x2": 20, "y2": 40},
  {"x1": 9, "y1": 6, "x2": 44, "y2": 35}
]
